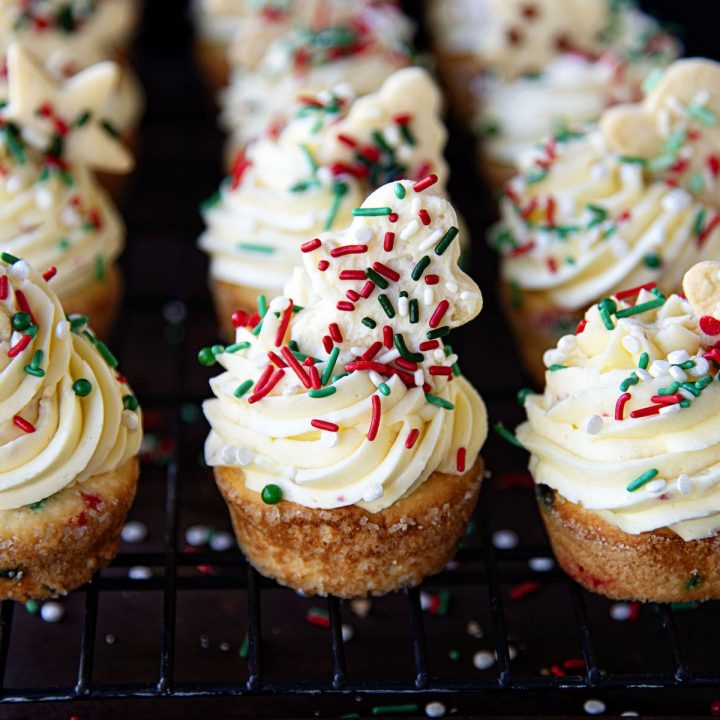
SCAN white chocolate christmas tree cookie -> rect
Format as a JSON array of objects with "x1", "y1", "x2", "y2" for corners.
[{"x1": 683, "y1": 261, "x2": 720, "y2": 334}]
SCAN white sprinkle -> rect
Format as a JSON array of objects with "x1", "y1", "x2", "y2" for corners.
[
  {"x1": 584, "y1": 415, "x2": 603, "y2": 435},
  {"x1": 610, "y1": 237, "x2": 628, "y2": 258},
  {"x1": 268, "y1": 295, "x2": 288, "y2": 312},
  {"x1": 9, "y1": 261, "x2": 29, "y2": 282},
  {"x1": 473, "y1": 650, "x2": 495, "y2": 670},
  {"x1": 661, "y1": 187, "x2": 692, "y2": 213},
  {"x1": 445, "y1": 281, "x2": 458, "y2": 293},
  {"x1": 646, "y1": 479, "x2": 666, "y2": 495},
  {"x1": 591, "y1": 161, "x2": 609, "y2": 181},
  {"x1": 433, "y1": 349, "x2": 445, "y2": 363},
  {"x1": 466, "y1": 620, "x2": 483, "y2": 638},
  {"x1": 419, "y1": 591, "x2": 432, "y2": 611},
  {"x1": 414, "y1": 369, "x2": 424, "y2": 386},
  {"x1": 398, "y1": 295, "x2": 409, "y2": 317},
  {"x1": 425, "y1": 701, "x2": 446, "y2": 718},
  {"x1": 236, "y1": 447, "x2": 254, "y2": 466},
  {"x1": 635, "y1": 368, "x2": 651, "y2": 382},
  {"x1": 543, "y1": 348, "x2": 566, "y2": 367},
  {"x1": 583, "y1": 699, "x2": 606, "y2": 715},
  {"x1": 621, "y1": 336, "x2": 640, "y2": 354},
  {"x1": 105, "y1": 634, "x2": 116, "y2": 645},
  {"x1": 419, "y1": 228, "x2": 443, "y2": 251},
  {"x1": 350, "y1": 346, "x2": 365, "y2": 357},
  {"x1": 6, "y1": 173, "x2": 25, "y2": 194},
  {"x1": 35, "y1": 186, "x2": 53, "y2": 209},
  {"x1": 200, "y1": 633, "x2": 210, "y2": 648},
  {"x1": 557, "y1": 335, "x2": 577, "y2": 354},
  {"x1": 677, "y1": 474, "x2": 692, "y2": 494},
  {"x1": 121, "y1": 410, "x2": 139, "y2": 431},
  {"x1": 693, "y1": 89, "x2": 710, "y2": 106},
  {"x1": 209, "y1": 530, "x2": 234, "y2": 552},
  {"x1": 219, "y1": 641, "x2": 230, "y2": 652},
  {"x1": 411, "y1": 196, "x2": 421, "y2": 213},
  {"x1": 620, "y1": 712, "x2": 639, "y2": 717},
  {"x1": 128, "y1": 566, "x2": 152, "y2": 580},
  {"x1": 61, "y1": 206, "x2": 81, "y2": 227},
  {"x1": 221, "y1": 445, "x2": 238, "y2": 465},
  {"x1": 649, "y1": 360, "x2": 670, "y2": 377},
  {"x1": 668, "y1": 349, "x2": 689, "y2": 364},
  {"x1": 321, "y1": 430, "x2": 339, "y2": 448},
  {"x1": 355, "y1": 227, "x2": 373, "y2": 244},
  {"x1": 185, "y1": 525, "x2": 210, "y2": 546},
  {"x1": 350, "y1": 598, "x2": 372, "y2": 618},
  {"x1": 669, "y1": 365, "x2": 687, "y2": 382},
  {"x1": 369, "y1": 370, "x2": 383, "y2": 386},
  {"x1": 377, "y1": 348, "x2": 400, "y2": 364},
  {"x1": 55, "y1": 320, "x2": 70, "y2": 340},
  {"x1": 362, "y1": 484, "x2": 383, "y2": 502},
  {"x1": 529, "y1": 556, "x2": 554, "y2": 572},
  {"x1": 400, "y1": 219, "x2": 420, "y2": 240},
  {"x1": 40, "y1": 602, "x2": 64, "y2": 623},
  {"x1": 659, "y1": 403, "x2": 681, "y2": 416},
  {"x1": 610, "y1": 602, "x2": 632, "y2": 621},
  {"x1": 341, "y1": 624, "x2": 354, "y2": 642},
  {"x1": 689, "y1": 357, "x2": 710, "y2": 377},
  {"x1": 678, "y1": 387, "x2": 696, "y2": 401},
  {"x1": 423, "y1": 286, "x2": 434, "y2": 306},
  {"x1": 492, "y1": 529, "x2": 518, "y2": 549},
  {"x1": 121, "y1": 521, "x2": 148, "y2": 544}
]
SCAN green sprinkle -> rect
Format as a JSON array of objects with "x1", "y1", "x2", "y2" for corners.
[
  {"x1": 680, "y1": 382, "x2": 700, "y2": 397},
  {"x1": 261, "y1": 484, "x2": 282, "y2": 504},
  {"x1": 648, "y1": 153, "x2": 676, "y2": 173},
  {"x1": 200, "y1": 190, "x2": 221, "y2": 212},
  {"x1": 587, "y1": 204, "x2": 608, "y2": 227},
  {"x1": 101, "y1": 120, "x2": 120, "y2": 138},
  {"x1": 365, "y1": 267, "x2": 389, "y2": 289},
  {"x1": 693, "y1": 207, "x2": 707, "y2": 236},
  {"x1": 449, "y1": 649, "x2": 460, "y2": 662},
  {"x1": 684, "y1": 571, "x2": 705, "y2": 590},
  {"x1": 688, "y1": 104, "x2": 717, "y2": 127},
  {"x1": 510, "y1": 280, "x2": 523, "y2": 309},
  {"x1": 434, "y1": 226, "x2": 459, "y2": 256},
  {"x1": 95, "y1": 341, "x2": 118, "y2": 368},
  {"x1": 309, "y1": 386, "x2": 337, "y2": 398},
  {"x1": 481, "y1": 119, "x2": 501, "y2": 137},
  {"x1": 599, "y1": 297, "x2": 617, "y2": 314},
  {"x1": 677, "y1": 360, "x2": 695, "y2": 370},
  {"x1": 226, "y1": 342, "x2": 251, "y2": 353},
  {"x1": 234, "y1": 380, "x2": 254, "y2": 398},
  {"x1": 239, "y1": 633, "x2": 249, "y2": 659},
  {"x1": 352, "y1": 206, "x2": 392, "y2": 217},
  {"x1": 3, "y1": 125, "x2": 25, "y2": 165},
  {"x1": 251, "y1": 320, "x2": 263, "y2": 336},
  {"x1": 411, "y1": 255, "x2": 431, "y2": 280},
  {"x1": 11, "y1": 312, "x2": 31, "y2": 332},
  {"x1": 371, "y1": 130, "x2": 393, "y2": 154},
  {"x1": 123, "y1": 394, "x2": 139, "y2": 411},
  {"x1": 28, "y1": 499, "x2": 46, "y2": 511},
  {"x1": 94, "y1": 254, "x2": 106, "y2": 281},
  {"x1": 331, "y1": 372, "x2": 349, "y2": 383},
  {"x1": 325, "y1": 181, "x2": 348, "y2": 230},
  {"x1": 1, "y1": 252, "x2": 19, "y2": 264},
  {"x1": 23, "y1": 365, "x2": 44, "y2": 378},
  {"x1": 371, "y1": 705, "x2": 419, "y2": 716},
  {"x1": 300, "y1": 143, "x2": 317, "y2": 173},
  {"x1": 321, "y1": 347, "x2": 340, "y2": 386},
  {"x1": 26, "y1": 324, "x2": 37, "y2": 338},
  {"x1": 641, "y1": 67, "x2": 664, "y2": 95},
  {"x1": 394, "y1": 183, "x2": 406, "y2": 199},
  {"x1": 548, "y1": 364, "x2": 567, "y2": 372},
  {"x1": 615, "y1": 297, "x2": 665, "y2": 318},
  {"x1": 257, "y1": 295, "x2": 268, "y2": 317},
  {"x1": 627, "y1": 468, "x2": 658, "y2": 492},
  {"x1": 394, "y1": 333, "x2": 423, "y2": 362},
  {"x1": 399, "y1": 122, "x2": 415, "y2": 145},
  {"x1": 72, "y1": 379, "x2": 92, "y2": 397},
  {"x1": 638, "y1": 352, "x2": 649, "y2": 370},
  {"x1": 680, "y1": 399, "x2": 691, "y2": 408},
  {"x1": 378, "y1": 294, "x2": 395, "y2": 318},
  {"x1": 493, "y1": 421, "x2": 525, "y2": 449},
  {"x1": 426, "y1": 326, "x2": 450, "y2": 340},
  {"x1": 378, "y1": 383, "x2": 390, "y2": 396},
  {"x1": 290, "y1": 179, "x2": 320, "y2": 192},
  {"x1": 599, "y1": 306, "x2": 615, "y2": 330},
  {"x1": 618, "y1": 155, "x2": 647, "y2": 165},
  {"x1": 620, "y1": 372, "x2": 639, "y2": 392},
  {"x1": 526, "y1": 167, "x2": 548, "y2": 184},
  {"x1": 198, "y1": 347, "x2": 216, "y2": 366},
  {"x1": 74, "y1": 110, "x2": 91, "y2": 127},
  {"x1": 58, "y1": 237, "x2": 70, "y2": 251},
  {"x1": 409, "y1": 298, "x2": 419, "y2": 324},
  {"x1": 237, "y1": 243, "x2": 275, "y2": 254},
  {"x1": 644, "y1": 252, "x2": 662, "y2": 268},
  {"x1": 424, "y1": 393, "x2": 454, "y2": 410},
  {"x1": 361, "y1": 317, "x2": 376, "y2": 329},
  {"x1": 689, "y1": 170, "x2": 705, "y2": 194},
  {"x1": 24, "y1": 600, "x2": 39, "y2": 615}
]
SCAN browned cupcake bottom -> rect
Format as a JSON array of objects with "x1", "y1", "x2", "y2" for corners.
[
  {"x1": 432, "y1": 50, "x2": 485, "y2": 125},
  {"x1": 537, "y1": 485, "x2": 720, "y2": 603},
  {"x1": 215, "y1": 460, "x2": 483, "y2": 598},
  {"x1": 195, "y1": 40, "x2": 231, "y2": 95},
  {"x1": 61, "y1": 263, "x2": 123, "y2": 340},
  {"x1": 209, "y1": 277, "x2": 279, "y2": 341},
  {"x1": 0, "y1": 457, "x2": 140, "y2": 601}
]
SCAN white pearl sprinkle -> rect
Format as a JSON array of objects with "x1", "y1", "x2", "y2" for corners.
[
  {"x1": 185, "y1": 525, "x2": 210, "y2": 546},
  {"x1": 621, "y1": 336, "x2": 640, "y2": 354},
  {"x1": 492, "y1": 529, "x2": 518, "y2": 549},
  {"x1": 661, "y1": 187, "x2": 692, "y2": 213},
  {"x1": 473, "y1": 650, "x2": 495, "y2": 670},
  {"x1": 55, "y1": 320, "x2": 70, "y2": 340},
  {"x1": 466, "y1": 620, "x2": 483, "y2": 638},
  {"x1": 209, "y1": 530, "x2": 234, "y2": 552},
  {"x1": 557, "y1": 335, "x2": 577, "y2": 354},
  {"x1": 9, "y1": 261, "x2": 29, "y2": 282},
  {"x1": 584, "y1": 415, "x2": 603, "y2": 435},
  {"x1": 121, "y1": 410, "x2": 139, "y2": 431},
  {"x1": 425, "y1": 701, "x2": 446, "y2": 718},
  {"x1": 341, "y1": 624, "x2": 354, "y2": 642},
  {"x1": 677, "y1": 474, "x2": 692, "y2": 494},
  {"x1": 128, "y1": 566, "x2": 152, "y2": 580},
  {"x1": 583, "y1": 699, "x2": 606, "y2": 715},
  {"x1": 355, "y1": 227, "x2": 372, "y2": 244},
  {"x1": 646, "y1": 479, "x2": 667, "y2": 495},
  {"x1": 236, "y1": 447, "x2": 254, "y2": 466},
  {"x1": 668, "y1": 349, "x2": 689, "y2": 365},
  {"x1": 35, "y1": 186, "x2": 53, "y2": 210},
  {"x1": 121, "y1": 521, "x2": 148, "y2": 544},
  {"x1": 40, "y1": 602, "x2": 65, "y2": 623},
  {"x1": 433, "y1": 349, "x2": 445, "y2": 363},
  {"x1": 529, "y1": 556, "x2": 555, "y2": 572},
  {"x1": 362, "y1": 484, "x2": 383, "y2": 502},
  {"x1": 610, "y1": 602, "x2": 632, "y2": 621},
  {"x1": 543, "y1": 348, "x2": 566, "y2": 367}
]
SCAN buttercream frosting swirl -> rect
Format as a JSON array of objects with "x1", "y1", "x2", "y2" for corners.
[
  {"x1": 0, "y1": 257, "x2": 142, "y2": 509},
  {"x1": 203, "y1": 179, "x2": 487, "y2": 512},
  {"x1": 200, "y1": 67, "x2": 448, "y2": 296},
  {"x1": 517, "y1": 286, "x2": 720, "y2": 540}
]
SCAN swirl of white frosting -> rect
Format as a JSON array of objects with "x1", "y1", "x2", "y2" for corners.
[
  {"x1": 203, "y1": 180, "x2": 487, "y2": 512},
  {"x1": 0, "y1": 150, "x2": 125, "y2": 300},
  {"x1": 495, "y1": 129, "x2": 720, "y2": 311},
  {"x1": 0, "y1": 258, "x2": 142, "y2": 509},
  {"x1": 517, "y1": 290, "x2": 720, "y2": 540}
]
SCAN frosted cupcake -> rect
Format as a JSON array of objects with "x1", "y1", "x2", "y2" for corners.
[
  {"x1": 516, "y1": 262, "x2": 720, "y2": 602},
  {"x1": 0, "y1": 0, "x2": 144, "y2": 192},
  {"x1": 0, "y1": 256, "x2": 142, "y2": 600},
  {"x1": 200, "y1": 67, "x2": 448, "y2": 338},
  {"x1": 426, "y1": 0, "x2": 679, "y2": 188},
  {"x1": 493, "y1": 59, "x2": 720, "y2": 385},
  {"x1": 202, "y1": 178, "x2": 487, "y2": 598},
  {"x1": 0, "y1": 44, "x2": 133, "y2": 338},
  {"x1": 219, "y1": 1, "x2": 413, "y2": 159}
]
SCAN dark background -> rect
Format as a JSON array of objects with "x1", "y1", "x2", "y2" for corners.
[{"x1": 2, "y1": 1, "x2": 720, "y2": 718}]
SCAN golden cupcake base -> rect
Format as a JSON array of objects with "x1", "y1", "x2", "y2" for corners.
[
  {"x1": 0, "y1": 458, "x2": 140, "y2": 601},
  {"x1": 62, "y1": 263, "x2": 123, "y2": 340},
  {"x1": 215, "y1": 459, "x2": 483, "y2": 598},
  {"x1": 538, "y1": 486, "x2": 720, "y2": 603},
  {"x1": 209, "y1": 277, "x2": 279, "y2": 341},
  {"x1": 195, "y1": 40, "x2": 231, "y2": 96}
]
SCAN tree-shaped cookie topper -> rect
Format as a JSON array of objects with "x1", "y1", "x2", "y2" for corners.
[
  {"x1": 683, "y1": 261, "x2": 720, "y2": 336},
  {"x1": 601, "y1": 59, "x2": 720, "y2": 209},
  {"x1": 1, "y1": 43, "x2": 133, "y2": 173}
]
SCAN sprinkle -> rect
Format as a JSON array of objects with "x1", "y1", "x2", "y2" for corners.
[
  {"x1": 339, "y1": 270, "x2": 366, "y2": 280},
  {"x1": 367, "y1": 395, "x2": 381, "y2": 441},
  {"x1": 365, "y1": 267, "x2": 389, "y2": 289},
  {"x1": 394, "y1": 333, "x2": 423, "y2": 362},
  {"x1": 95, "y1": 341, "x2": 118, "y2": 368},
  {"x1": 509, "y1": 582, "x2": 540, "y2": 601},
  {"x1": 331, "y1": 244, "x2": 367, "y2": 257},
  {"x1": 394, "y1": 183, "x2": 406, "y2": 199},
  {"x1": 585, "y1": 415, "x2": 603, "y2": 434},
  {"x1": 456, "y1": 447, "x2": 466, "y2": 472},
  {"x1": 627, "y1": 468, "x2": 659, "y2": 492},
  {"x1": 371, "y1": 705, "x2": 419, "y2": 716},
  {"x1": 309, "y1": 386, "x2": 336, "y2": 399},
  {"x1": 418, "y1": 209, "x2": 431, "y2": 226},
  {"x1": 352, "y1": 207, "x2": 392, "y2": 217},
  {"x1": 274, "y1": 299, "x2": 294, "y2": 347},
  {"x1": 629, "y1": 404, "x2": 663, "y2": 418},
  {"x1": 433, "y1": 226, "x2": 459, "y2": 256},
  {"x1": 429, "y1": 300, "x2": 449, "y2": 328},
  {"x1": 280, "y1": 347, "x2": 311, "y2": 388},
  {"x1": 620, "y1": 373, "x2": 639, "y2": 392},
  {"x1": 72, "y1": 378, "x2": 92, "y2": 397},
  {"x1": 261, "y1": 484, "x2": 282, "y2": 504},
  {"x1": 409, "y1": 299, "x2": 419, "y2": 324},
  {"x1": 378, "y1": 294, "x2": 395, "y2": 318},
  {"x1": 426, "y1": 326, "x2": 449, "y2": 340},
  {"x1": 615, "y1": 297, "x2": 666, "y2": 318},
  {"x1": 234, "y1": 380, "x2": 254, "y2": 398},
  {"x1": 413, "y1": 174, "x2": 438, "y2": 192},
  {"x1": 378, "y1": 383, "x2": 390, "y2": 396},
  {"x1": 337, "y1": 300, "x2": 354, "y2": 311},
  {"x1": 0, "y1": 252, "x2": 19, "y2": 264},
  {"x1": 321, "y1": 347, "x2": 339, "y2": 385},
  {"x1": 700, "y1": 315, "x2": 720, "y2": 335},
  {"x1": 247, "y1": 369, "x2": 285, "y2": 403},
  {"x1": 13, "y1": 415, "x2": 35, "y2": 433},
  {"x1": 8, "y1": 334, "x2": 32, "y2": 358},
  {"x1": 237, "y1": 242, "x2": 274, "y2": 254},
  {"x1": 388, "y1": 212, "x2": 398, "y2": 222},
  {"x1": 411, "y1": 256, "x2": 431, "y2": 280},
  {"x1": 493, "y1": 422, "x2": 525, "y2": 449},
  {"x1": 383, "y1": 232, "x2": 395, "y2": 252},
  {"x1": 329, "y1": 323, "x2": 342, "y2": 342},
  {"x1": 615, "y1": 282, "x2": 657, "y2": 301},
  {"x1": 301, "y1": 238, "x2": 321, "y2": 253},
  {"x1": 311, "y1": 419, "x2": 339, "y2": 432},
  {"x1": 405, "y1": 428, "x2": 420, "y2": 448},
  {"x1": 424, "y1": 393, "x2": 454, "y2": 410},
  {"x1": 318, "y1": 260, "x2": 329, "y2": 271},
  {"x1": 372, "y1": 261, "x2": 400, "y2": 282},
  {"x1": 362, "y1": 341, "x2": 383, "y2": 361}
]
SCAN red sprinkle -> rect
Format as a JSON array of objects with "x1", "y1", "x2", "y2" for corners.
[
  {"x1": 614, "y1": 282, "x2": 657, "y2": 301},
  {"x1": 418, "y1": 209, "x2": 431, "y2": 226},
  {"x1": 372, "y1": 261, "x2": 400, "y2": 282},
  {"x1": 412, "y1": 174, "x2": 438, "y2": 193},
  {"x1": 15, "y1": 290, "x2": 34, "y2": 323},
  {"x1": 383, "y1": 326, "x2": 393, "y2": 349},
  {"x1": 708, "y1": 154, "x2": 720, "y2": 177},
  {"x1": 698, "y1": 213, "x2": 720, "y2": 247},
  {"x1": 563, "y1": 658, "x2": 586, "y2": 671},
  {"x1": 394, "y1": 113, "x2": 412, "y2": 125},
  {"x1": 546, "y1": 257, "x2": 558, "y2": 274},
  {"x1": 322, "y1": 335, "x2": 333, "y2": 353},
  {"x1": 7, "y1": 334, "x2": 32, "y2": 358},
  {"x1": 575, "y1": 318, "x2": 587, "y2": 334},
  {"x1": 615, "y1": 392, "x2": 632, "y2": 421},
  {"x1": 345, "y1": 361, "x2": 390, "y2": 374},
  {"x1": 13, "y1": 415, "x2": 35, "y2": 433},
  {"x1": 508, "y1": 241, "x2": 535, "y2": 257},
  {"x1": 346, "y1": 290, "x2": 360, "y2": 302},
  {"x1": 419, "y1": 340, "x2": 439, "y2": 351},
  {"x1": 311, "y1": 419, "x2": 339, "y2": 432},
  {"x1": 424, "y1": 274, "x2": 439, "y2": 285},
  {"x1": 231, "y1": 310, "x2": 248, "y2": 328},
  {"x1": 339, "y1": 270, "x2": 366, "y2": 280},
  {"x1": 388, "y1": 212, "x2": 398, "y2": 222},
  {"x1": 42, "y1": 266, "x2": 57, "y2": 282},
  {"x1": 336, "y1": 133, "x2": 357, "y2": 148},
  {"x1": 331, "y1": 244, "x2": 367, "y2": 257},
  {"x1": 254, "y1": 365, "x2": 274, "y2": 393},
  {"x1": 318, "y1": 260, "x2": 329, "y2": 271},
  {"x1": 651, "y1": 393, "x2": 682, "y2": 404},
  {"x1": 456, "y1": 447, "x2": 466, "y2": 472},
  {"x1": 700, "y1": 315, "x2": 720, "y2": 335},
  {"x1": 395, "y1": 358, "x2": 418, "y2": 371},
  {"x1": 429, "y1": 366, "x2": 452, "y2": 376},
  {"x1": 405, "y1": 428, "x2": 420, "y2": 449},
  {"x1": 309, "y1": 365, "x2": 321, "y2": 390},
  {"x1": 509, "y1": 581, "x2": 540, "y2": 601},
  {"x1": 429, "y1": 300, "x2": 449, "y2": 329},
  {"x1": 629, "y1": 404, "x2": 663, "y2": 419},
  {"x1": 267, "y1": 351, "x2": 287, "y2": 368},
  {"x1": 247, "y1": 369, "x2": 284, "y2": 403},
  {"x1": 383, "y1": 232, "x2": 395, "y2": 252},
  {"x1": 362, "y1": 341, "x2": 383, "y2": 361},
  {"x1": 306, "y1": 609, "x2": 331, "y2": 629},
  {"x1": 360, "y1": 281, "x2": 375, "y2": 298},
  {"x1": 367, "y1": 395, "x2": 381, "y2": 441},
  {"x1": 0, "y1": 275, "x2": 7, "y2": 300},
  {"x1": 301, "y1": 238, "x2": 321, "y2": 253},
  {"x1": 329, "y1": 323, "x2": 342, "y2": 342},
  {"x1": 545, "y1": 196, "x2": 556, "y2": 226},
  {"x1": 280, "y1": 347, "x2": 312, "y2": 388},
  {"x1": 274, "y1": 299, "x2": 294, "y2": 347},
  {"x1": 550, "y1": 664, "x2": 566, "y2": 678}
]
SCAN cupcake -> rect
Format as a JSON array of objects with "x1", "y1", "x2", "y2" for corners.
[
  {"x1": 202, "y1": 178, "x2": 487, "y2": 598},
  {"x1": 218, "y1": 1, "x2": 414, "y2": 160},
  {"x1": 0, "y1": 44, "x2": 133, "y2": 338},
  {"x1": 200, "y1": 67, "x2": 449, "y2": 339},
  {"x1": 0, "y1": 256, "x2": 142, "y2": 601},
  {"x1": 493, "y1": 58, "x2": 720, "y2": 385},
  {"x1": 0, "y1": 0, "x2": 144, "y2": 194},
  {"x1": 426, "y1": 0, "x2": 679, "y2": 188},
  {"x1": 516, "y1": 262, "x2": 720, "y2": 602}
]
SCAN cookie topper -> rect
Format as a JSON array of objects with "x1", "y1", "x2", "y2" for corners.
[
  {"x1": 683, "y1": 260, "x2": 720, "y2": 333},
  {"x1": 1, "y1": 43, "x2": 133, "y2": 173}
]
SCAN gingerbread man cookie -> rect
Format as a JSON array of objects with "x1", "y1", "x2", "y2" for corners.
[
  {"x1": 602, "y1": 59, "x2": 720, "y2": 209},
  {"x1": 683, "y1": 261, "x2": 720, "y2": 335}
]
